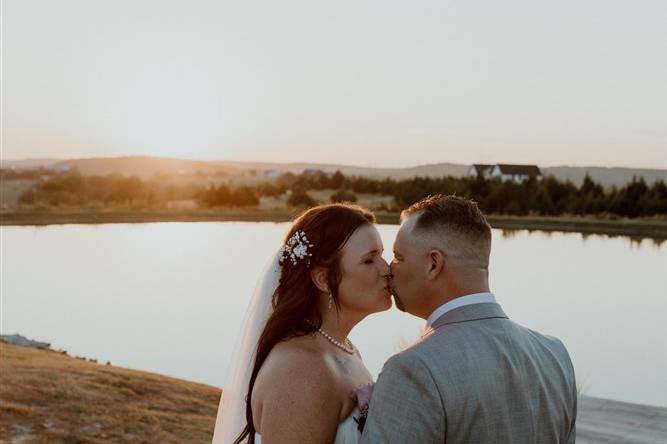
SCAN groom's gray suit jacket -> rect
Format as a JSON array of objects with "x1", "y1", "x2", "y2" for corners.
[{"x1": 360, "y1": 303, "x2": 577, "y2": 443}]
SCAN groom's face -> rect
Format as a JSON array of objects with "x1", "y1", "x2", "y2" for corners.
[{"x1": 390, "y1": 215, "x2": 427, "y2": 316}]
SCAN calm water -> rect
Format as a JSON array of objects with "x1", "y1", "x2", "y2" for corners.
[{"x1": 2, "y1": 222, "x2": 666, "y2": 407}]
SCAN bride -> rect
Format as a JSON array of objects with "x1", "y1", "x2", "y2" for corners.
[{"x1": 213, "y1": 203, "x2": 392, "y2": 443}]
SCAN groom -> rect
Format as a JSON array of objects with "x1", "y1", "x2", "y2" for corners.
[{"x1": 360, "y1": 195, "x2": 577, "y2": 443}]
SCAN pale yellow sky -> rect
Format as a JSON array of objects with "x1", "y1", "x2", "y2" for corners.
[{"x1": 2, "y1": 0, "x2": 666, "y2": 168}]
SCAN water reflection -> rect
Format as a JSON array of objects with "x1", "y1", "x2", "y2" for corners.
[{"x1": 500, "y1": 228, "x2": 666, "y2": 249}]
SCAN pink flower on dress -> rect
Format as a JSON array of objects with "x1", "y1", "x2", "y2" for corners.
[
  {"x1": 354, "y1": 383, "x2": 375, "y2": 409},
  {"x1": 353, "y1": 383, "x2": 375, "y2": 433}
]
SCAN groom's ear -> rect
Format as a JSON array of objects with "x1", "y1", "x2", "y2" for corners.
[
  {"x1": 427, "y1": 249, "x2": 446, "y2": 280},
  {"x1": 310, "y1": 266, "x2": 330, "y2": 293}
]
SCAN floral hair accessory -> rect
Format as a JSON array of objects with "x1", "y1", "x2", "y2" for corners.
[{"x1": 279, "y1": 230, "x2": 314, "y2": 266}]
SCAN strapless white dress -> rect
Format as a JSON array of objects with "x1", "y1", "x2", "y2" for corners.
[{"x1": 256, "y1": 407, "x2": 361, "y2": 444}]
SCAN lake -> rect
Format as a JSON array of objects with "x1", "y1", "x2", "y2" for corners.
[{"x1": 2, "y1": 222, "x2": 666, "y2": 407}]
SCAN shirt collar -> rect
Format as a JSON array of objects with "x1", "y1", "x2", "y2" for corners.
[{"x1": 426, "y1": 292, "x2": 497, "y2": 327}]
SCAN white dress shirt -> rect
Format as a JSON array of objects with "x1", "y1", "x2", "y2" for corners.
[{"x1": 426, "y1": 292, "x2": 497, "y2": 328}]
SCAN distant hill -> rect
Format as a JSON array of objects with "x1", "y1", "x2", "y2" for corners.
[
  {"x1": 3, "y1": 156, "x2": 239, "y2": 178},
  {"x1": 1, "y1": 158, "x2": 61, "y2": 169},
  {"x1": 1, "y1": 157, "x2": 469, "y2": 179},
  {"x1": 3, "y1": 156, "x2": 666, "y2": 187},
  {"x1": 212, "y1": 160, "x2": 470, "y2": 179},
  {"x1": 56, "y1": 156, "x2": 242, "y2": 178}
]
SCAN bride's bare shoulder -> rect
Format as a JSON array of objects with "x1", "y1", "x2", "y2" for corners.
[
  {"x1": 262, "y1": 335, "x2": 331, "y2": 377},
  {"x1": 252, "y1": 336, "x2": 344, "y2": 438},
  {"x1": 255, "y1": 335, "x2": 338, "y2": 395}
]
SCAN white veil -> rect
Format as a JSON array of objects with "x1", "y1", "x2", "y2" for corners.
[{"x1": 212, "y1": 249, "x2": 282, "y2": 444}]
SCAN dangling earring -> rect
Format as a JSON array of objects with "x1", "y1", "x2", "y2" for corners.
[{"x1": 328, "y1": 293, "x2": 333, "y2": 310}]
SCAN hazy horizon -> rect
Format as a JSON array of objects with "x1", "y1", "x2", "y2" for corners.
[
  {"x1": 3, "y1": 154, "x2": 667, "y2": 171},
  {"x1": 3, "y1": 1, "x2": 666, "y2": 169}
]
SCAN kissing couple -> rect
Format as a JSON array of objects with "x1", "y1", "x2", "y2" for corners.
[{"x1": 213, "y1": 195, "x2": 577, "y2": 443}]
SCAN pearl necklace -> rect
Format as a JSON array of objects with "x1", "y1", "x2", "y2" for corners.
[{"x1": 308, "y1": 321, "x2": 355, "y2": 354}]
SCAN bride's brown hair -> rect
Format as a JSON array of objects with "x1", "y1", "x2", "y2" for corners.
[{"x1": 233, "y1": 203, "x2": 375, "y2": 444}]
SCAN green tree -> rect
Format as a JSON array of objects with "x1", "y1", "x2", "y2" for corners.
[
  {"x1": 330, "y1": 190, "x2": 357, "y2": 203},
  {"x1": 230, "y1": 186, "x2": 259, "y2": 206},
  {"x1": 287, "y1": 191, "x2": 315, "y2": 207},
  {"x1": 330, "y1": 171, "x2": 346, "y2": 189}
]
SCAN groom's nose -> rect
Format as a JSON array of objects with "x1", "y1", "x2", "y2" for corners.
[{"x1": 379, "y1": 258, "x2": 390, "y2": 273}]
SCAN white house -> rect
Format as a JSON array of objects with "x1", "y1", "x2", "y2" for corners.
[
  {"x1": 468, "y1": 164, "x2": 542, "y2": 182},
  {"x1": 467, "y1": 164, "x2": 494, "y2": 178}
]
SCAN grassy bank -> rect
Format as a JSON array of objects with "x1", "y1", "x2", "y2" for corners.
[
  {"x1": 0, "y1": 208, "x2": 299, "y2": 225},
  {"x1": 1, "y1": 208, "x2": 666, "y2": 239},
  {"x1": 0, "y1": 342, "x2": 220, "y2": 444}
]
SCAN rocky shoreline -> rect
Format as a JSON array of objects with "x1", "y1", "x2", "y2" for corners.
[
  {"x1": 1, "y1": 334, "x2": 51, "y2": 350},
  {"x1": 1, "y1": 334, "x2": 109, "y2": 366}
]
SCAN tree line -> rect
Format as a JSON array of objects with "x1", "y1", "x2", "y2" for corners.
[
  {"x1": 13, "y1": 170, "x2": 667, "y2": 218},
  {"x1": 273, "y1": 170, "x2": 667, "y2": 217}
]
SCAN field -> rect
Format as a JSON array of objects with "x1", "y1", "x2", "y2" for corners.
[
  {"x1": 0, "y1": 179, "x2": 38, "y2": 209},
  {"x1": 0, "y1": 342, "x2": 220, "y2": 444}
]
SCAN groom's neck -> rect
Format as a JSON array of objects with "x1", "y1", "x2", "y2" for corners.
[{"x1": 423, "y1": 280, "x2": 490, "y2": 317}]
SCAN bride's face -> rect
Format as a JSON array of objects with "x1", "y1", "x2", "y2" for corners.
[{"x1": 336, "y1": 224, "x2": 393, "y2": 315}]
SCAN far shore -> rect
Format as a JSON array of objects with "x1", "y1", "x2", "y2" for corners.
[{"x1": 1, "y1": 209, "x2": 666, "y2": 239}]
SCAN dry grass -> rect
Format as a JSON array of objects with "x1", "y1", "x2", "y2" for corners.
[
  {"x1": 0, "y1": 343, "x2": 220, "y2": 444},
  {"x1": 258, "y1": 189, "x2": 395, "y2": 211}
]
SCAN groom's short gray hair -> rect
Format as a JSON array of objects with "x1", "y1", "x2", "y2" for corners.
[{"x1": 401, "y1": 194, "x2": 492, "y2": 267}]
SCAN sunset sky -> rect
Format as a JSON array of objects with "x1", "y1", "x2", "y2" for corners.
[{"x1": 2, "y1": 0, "x2": 666, "y2": 168}]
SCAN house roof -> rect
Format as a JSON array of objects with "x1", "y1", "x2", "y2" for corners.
[
  {"x1": 494, "y1": 164, "x2": 542, "y2": 176},
  {"x1": 471, "y1": 164, "x2": 494, "y2": 175}
]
